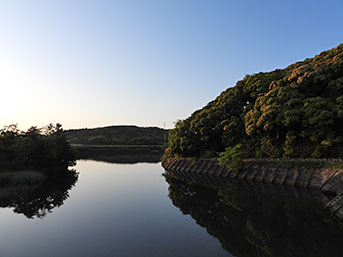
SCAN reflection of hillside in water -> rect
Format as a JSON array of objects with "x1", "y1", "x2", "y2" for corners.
[
  {"x1": 0, "y1": 171, "x2": 78, "y2": 219},
  {"x1": 165, "y1": 173, "x2": 343, "y2": 257},
  {"x1": 77, "y1": 148, "x2": 162, "y2": 164}
]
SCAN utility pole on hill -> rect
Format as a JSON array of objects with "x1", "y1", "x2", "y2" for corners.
[{"x1": 163, "y1": 122, "x2": 167, "y2": 145}]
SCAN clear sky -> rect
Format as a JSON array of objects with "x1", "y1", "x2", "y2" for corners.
[{"x1": 1, "y1": 0, "x2": 342, "y2": 130}]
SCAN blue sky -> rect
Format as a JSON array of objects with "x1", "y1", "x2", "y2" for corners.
[{"x1": 1, "y1": 0, "x2": 342, "y2": 130}]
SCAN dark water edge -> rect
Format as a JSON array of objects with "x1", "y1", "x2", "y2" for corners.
[
  {"x1": 165, "y1": 172, "x2": 343, "y2": 257},
  {"x1": 0, "y1": 148, "x2": 160, "y2": 220},
  {"x1": 75, "y1": 147, "x2": 163, "y2": 164},
  {"x1": 0, "y1": 170, "x2": 78, "y2": 219}
]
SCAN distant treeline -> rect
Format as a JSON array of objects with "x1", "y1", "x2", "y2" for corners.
[
  {"x1": 0, "y1": 124, "x2": 76, "y2": 173},
  {"x1": 64, "y1": 125, "x2": 168, "y2": 146}
]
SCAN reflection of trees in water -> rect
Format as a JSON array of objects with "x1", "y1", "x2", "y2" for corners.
[
  {"x1": 77, "y1": 148, "x2": 162, "y2": 164},
  {"x1": 165, "y1": 174, "x2": 343, "y2": 257},
  {"x1": 0, "y1": 171, "x2": 78, "y2": 219}
]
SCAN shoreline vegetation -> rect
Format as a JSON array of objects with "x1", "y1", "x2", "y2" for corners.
[
  {"x1": 0, "y1": 124, "x2": 79, "y2": 219},
  {"x1": 0, "y1": 123, "x2": 76, "y2": 185},
  {"x1": 163, "y1": 156, "x2": 343, "y2": 171},
  {"x1": 0, "y1": 170, "x2": 78, "y2": 219},
  {"x1": 164, "y1": 44, "x2": 343, "y2": 168},
  {"x1": 72, "y1": 144, "x2": 163, "y2": 149}
]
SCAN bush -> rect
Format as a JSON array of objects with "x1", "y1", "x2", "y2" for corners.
[
  {"x1": 0, "y1": 124, "x2": 76, "y2": 174},
  {"x1": 218, "y1": 144, "x2": 248, "y2": 171}
]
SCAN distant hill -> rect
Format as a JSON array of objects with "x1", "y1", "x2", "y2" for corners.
[
  {"x1": 168, "y1": 44, "x2": 343, "y2": 158},
  {"x1": 64, "y1": 125, "x2": 168, "y2": 146}
]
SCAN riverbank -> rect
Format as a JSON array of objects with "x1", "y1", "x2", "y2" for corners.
[
  {"x1": 72, "y1": 144, "x2": 163, "y2": 149},
  {"x1": 162, "y1": 158, "x2": 343, "y2": 194}
]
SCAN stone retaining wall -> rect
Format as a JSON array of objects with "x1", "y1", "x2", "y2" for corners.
[
  {"x1": 162, "y1": 159, "x2": 343, "y2": 220},
  {"x1": 163, "y1": 158, "x2": 343, "y2": 220},
  {"x1": 162, "y1": 159, "x2": 343, "y2": 194}
]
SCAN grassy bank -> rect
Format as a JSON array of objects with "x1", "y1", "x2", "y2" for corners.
[
  {"x1": 243, "y1": 158, "x2": 343, "y2": 169},
  {"x1": 163, "y1": 156, "x2": 343, "y2": 169}
]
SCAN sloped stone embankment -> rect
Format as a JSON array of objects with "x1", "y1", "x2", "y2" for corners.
[{"x1": 162, "y1": 158, "x2": 343, "y2": 219}]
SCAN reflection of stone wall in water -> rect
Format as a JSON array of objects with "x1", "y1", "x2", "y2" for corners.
[
  {"x1": 165, "y1": 175, "x2": 343, "y2": 257},
  {"x1": 0, "y1": 170, "x2": 78, "y2": 219},
  {"x1": 77, "y1": 148, "x2": 163, "y2": 164},
  {"x1": 163, "y1": 159, "x2": 343, "y2": 220}
]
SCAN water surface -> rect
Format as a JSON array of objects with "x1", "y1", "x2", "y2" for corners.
[
  {"x1": 1, "y1": 158, "x2": 343, "y2": 257},
  {"x1": 0, "y1": 160, "x2": 231, "y2": 257}
]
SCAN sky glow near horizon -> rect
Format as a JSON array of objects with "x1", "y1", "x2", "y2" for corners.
[{"x1": 1, "y1": 0, "x2": 342, "y2": 130}]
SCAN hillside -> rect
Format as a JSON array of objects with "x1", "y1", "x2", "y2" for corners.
[
  {"x1": 64, "y1": 125, "x2": 168, "y2": 146},
  {"x1": 167, "y1": 44, "x2": 343, "y2": 158}
]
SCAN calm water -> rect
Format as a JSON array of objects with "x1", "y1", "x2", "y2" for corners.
[
  {"x1": 1, "y1": 158, "x2": 343, "y2": 257},
  {"x1": 0, "y1": 160, "x2": 231, "y2": 257}
]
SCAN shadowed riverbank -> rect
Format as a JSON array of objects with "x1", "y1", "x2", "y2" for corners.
[
  {"x1": 0, "y1": 169, "x2": 78, "y2": 219},
  {"x1": 75, "y1": 146, "x2": 163, "y2": 164},
  {"x1": 165, "y1": 174, "x2": 343, "y2": 257}
]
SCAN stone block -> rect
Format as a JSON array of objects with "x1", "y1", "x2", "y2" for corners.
[
  {"x1": 228, "y1": 169, "x2": 240, "y2": 179},
  {"x1": 194, "y1": 160, "x2": 205, "y2": 174},
  {"x1": 262, "y1": 166, "x2": 277, "y2": 183},
  {"x1": 214, "y1": 165, "x2": 225, "y2": 176},
  {"x1": 206, "y1": 161, "x2": 216, "y2": 176},
  {"x1": 309, "y1": 168, "x2": 336, "y2": 189},
  {"x1": 284, "y1": 168, "x2": 299, "y2": 186},
  {"x1": 273, "y1": 168, "x2": 288, "y2": 185},
  {"x1": 295, "y1": 168, "x2": 312, "y2": 188},
  {"x1": 253, "y1": 167, "x2": 266, "y2": 182},
  {"x1": 236, "y1": 168, "x2": 249, "y2": 180},
  {"x1": 326, "y1": 193, "x2": 343, "y2": 214},
  {"x1": 244, "y1": 167, "x2": 257, "y2": 181},
  {"x1": 334, "y1": 207, "x2": 343, "y2": 220},
  {"x1": 189, "y1": 161, "x2": 200, "y2": 173},
  {"x1": 221, "y1": 168, "x2": 230, "y2": 177}
]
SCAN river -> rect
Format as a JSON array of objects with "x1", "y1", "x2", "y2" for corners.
[
  {"x1": 0, "y1": 157, "x2": 342, "y2": 257},
  {"x1": 0, "y1": 159, "x2": 231, "y2": 257}
]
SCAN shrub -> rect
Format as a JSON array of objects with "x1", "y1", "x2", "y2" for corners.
[
  {"x1": 0, "y1": 123, "x2": 76, "y2": 173},
  {"x1": 218, "y1": 144, "x2": 248, "y2": 171}
]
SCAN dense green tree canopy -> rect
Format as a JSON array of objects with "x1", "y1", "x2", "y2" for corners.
[
  {"x1": 0, "y1": 123, "x2": 76, "y2": 173},
  {"x1": 168, "y1": 44, "x2": 343, "y2": 158}
]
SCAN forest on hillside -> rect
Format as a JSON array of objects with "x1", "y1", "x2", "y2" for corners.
[
  {"x1": 64, "y1": 125, "x2": 168, "y2": 146},
  {"x1": 167, "y1": 44, "x2": 343, "y2": 159}
]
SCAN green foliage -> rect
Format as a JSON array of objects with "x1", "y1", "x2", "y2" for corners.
[
  {"x1": 167, "y1": 44, "x2": 343, "y2": 158},
  {"x1": 0, "y1": 124, "x2": 76, "y2": 174},
  {"x1": 218, "y1": 144, "x2": 248, "y2": 171},
  {"x1": 64, "y1": 125, "x2": 168, "y2": 146}
]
